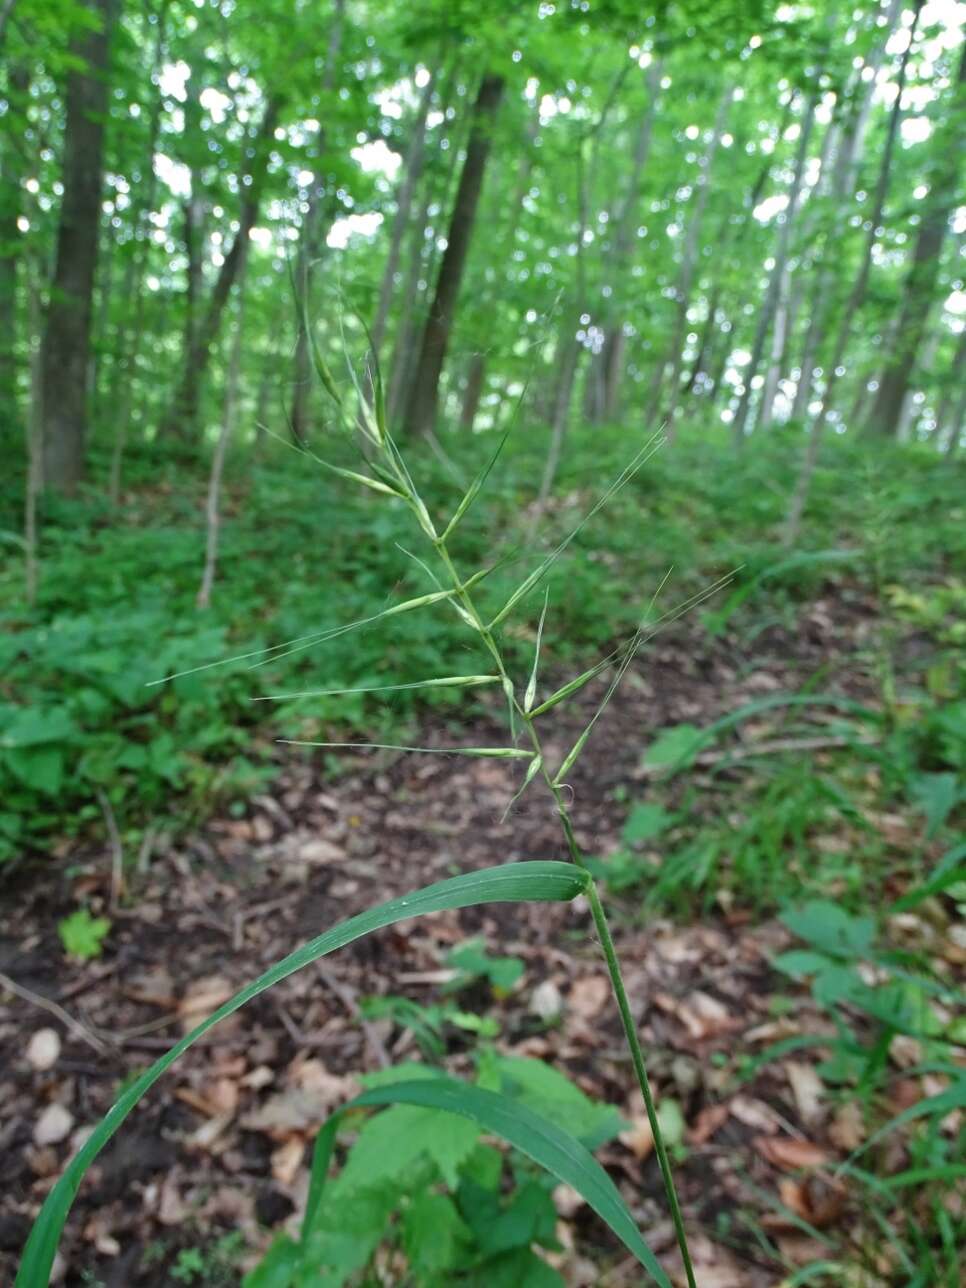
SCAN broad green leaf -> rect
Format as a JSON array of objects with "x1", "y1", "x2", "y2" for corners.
[
  {"x1": 312, "y1": 1078, "x2": 671, "y2": 1286},
  {"x1": 492, "y1": 1055, "x2": 625, "y2": 1148},
  {"x1": 781, "y1": 901, "x2": 876, "y2": 960},
  {"x1": 403, "y1": 1191, "x2": 470, "y2": 1276},
  {"x1": 642, "y1": 724, "x2": 707, "y2": 772},
  {"x1": 5, "y1": 746, "x2": 64, "y2": 795},
  {"x1": 336, "y1": 1103, "x2": 480, "y2": 1192},
  {"x1": 15, "y1": 861, "x2": 586, "y2": 1288},
  {"x1": 622, "y1": 803, "x2": 672, "y2": 843},
  {"x1": 891, "y1": 844, "x2": 966, "y2": 911}
]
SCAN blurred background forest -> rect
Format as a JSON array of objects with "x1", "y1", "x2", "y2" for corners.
[{"x1": 1, "y1": 0, "x2": 965, "y2": 1284}]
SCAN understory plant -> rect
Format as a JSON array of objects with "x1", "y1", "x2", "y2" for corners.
[{"x1": 16, "y1": 336, "x2": 720, "y2": 1287}]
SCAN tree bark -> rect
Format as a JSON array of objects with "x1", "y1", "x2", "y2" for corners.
[
  {"x1": 404, "y1": 72, "x2": 505, "y2": 435},
  {"x1": 784, "y1": 6, "x2": 920, "y2": 544},
  {"x1": 108, "y1": 2, "x2": 168, "y2": 502},
  {"x1": 164, "y1": 95, "x2": 281, "y2": 439},
  {"x1": 458, "y1": 351, "x2": 486, "y2": 432},
  {"x1": 0, "y1": 63, "x2": 28, "y2": 440},
  {"x1": 370, "y1": 69, "x2": 435, "y2": 357},
  {"x1": 865, "y1": 41, "x2": 966, "y2": 438},
  {"x1": 731, "y1": 90, "x2": 817, "y2": 447},
  {"x1": 197, "y1": 249, "x2": 247, "y2": 609},
  {"x1": 39, "y1": 0, "x2": 116, "y2": 493},
  {"x1": 650, "y1": 84, "x2": 733, "y2": 433},
  {"x1": 288, "y1": 0, "x2": 344, "y2": 443}
]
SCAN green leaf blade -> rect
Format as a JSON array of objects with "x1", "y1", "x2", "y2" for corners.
[
  {"x1": 344, "y1": 1079, "x2": 672, "y2": 1287},
  {"x1": 15, "y1": 862, "x2": 586, "y2": 1288}
]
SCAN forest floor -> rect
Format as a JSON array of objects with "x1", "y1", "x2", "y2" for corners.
[{"x1": 0, "y1": 585, "x2": 958, "y2": 1287}]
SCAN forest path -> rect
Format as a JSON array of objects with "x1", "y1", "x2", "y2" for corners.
[{"x1": 0, "y1": 587, "x2": 885, "y2": 1286}]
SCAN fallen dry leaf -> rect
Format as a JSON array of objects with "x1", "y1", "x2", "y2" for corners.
[
  {"x1": 271, "y1": 1137, "x2": 305, "y2": 1186},
  {"x1": 828, "y1": 1100, "x2": 865, "y2": 1150},
  {"x1": 178, "y1": 974, "x2": 235, "y2": 1033},
  {"x1": 688, "y1": 1102, "x2": 730, "y2": 1146},
  {"x1": 754, "y1": 1135, "x2": 833, "y2": 1170},
  {"x1": 618, "y1": 1115, "x2": 655, "y2": 1161},
  {"x1": 656, "y1": 989, "x2": 736, "y2": 1041},
  {"x1": 568, "y1": 975, "x2": 610, "y2": 1020},
  {"x1": 784, "y1": 1061, "x2": 825, "y2": 1125},
  {"x1": 729, "y1": 1095, "x2": 782, "y2": 1133}
]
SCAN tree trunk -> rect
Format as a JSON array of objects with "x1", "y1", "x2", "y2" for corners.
[
  {"x1": 164, "y1": 96, "x2": 281, "y2": 439},
  {"x1": 784, "y1": 7, "x2": 920, "y2": 544},
  {"x1": 588, "y1": 59, "x2": 662, "y2": 422},
  {"x1": 458, "y1": 351, "x2": 486, "y2": 432},
  {"x1": 651, "y1": 85, "x2": 733, "y2": 432},
  {"x1": 108, "y1": 2, "x2": 168, "y2": 502},
  {"x1": 404, "y1": 72, "x2": 505, "y2": 435},
  {"x1": 731, "y1": 90, "x2": 817, "y2": 447},
  {"x1": 289, "y1": 0, "x2": 345, "y2": 443},
  {"x1": 198, "y1": 250, "x2": 247, "y2": 609},
  {"x1": 935, "y1": 327, "x2": 966, "y2": 452},
  {"x1": 865, "y1": 43, "x2": 965, "y2": 437},
  {"x1": 370, "y1": 69, "x2": 435, "y2": 357},
  {"x1": 0, "y1": 64, "x2": 28, "y2": 440},
  {"x1": 39, "y1": 0, "x2": 115, "y2": 493}
]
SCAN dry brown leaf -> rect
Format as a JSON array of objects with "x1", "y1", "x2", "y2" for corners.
[
  {"x1": 668, "y1": 990, "x2": 736, "y2": 1040},
  {"x1": 178, "y1": 974, "x2": 235, "y2": 1032},
  {"x1": 754, "y1": 1135, "x2": 833, "y2": 1170},
  {"x1": 568, "y1": 975, "x2": 610, "y2": 1020},
  {"x1": 298, "y1": 838, "x2": 345, "y2": 866},
  {"x1": 189, "y1": 1112, "x2": 233, "y2": 1151},
  {"x1": 729, "y1": 1095, "x2": 782, "y2": 1133},
  {"x1": 828, "y1": 1100, "x2": 865, "y2": 1150},
  {"x1": 618, "y1": 1115, "x2": 655, "y2": 1161},
  {"x1": 157, "y1": 1173, "x2": 189, "y2": 1225},
  {"x1": 687, "y1": 1102, "x2": 730, "y2": 1146},
  {"x1": 241, "y1": 1064, "x2": 275, "y2": 1090},
  {"x1": 271, "y1": 1137, "x2": 305, "y2": 1186},
  {"x1": 242, "y1": 1080, "x2": 355, "y2": 1137},
  {"x1": 784, "y1": 1061, "x2": 824, "y2": 1125}
]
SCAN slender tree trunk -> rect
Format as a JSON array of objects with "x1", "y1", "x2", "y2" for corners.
[
  {"x1": 198, "y1": 251, "x2": 248, "y2": 609},
  {"x1": 731, "y1": 91, "x2": 817, "y2": 447},
  {"x1": 289, "y1": 0, "x2": 345, "y2": 443},
  {"x1": 758, "y1": 262, "x2": 791, "y2": 426},
  {"x1": 652, "y1": 87, "x2": 733, "y2": 433},
  {"x1": 164, "y1": 96, "x2": 281, "y2": 439},
  {"x1": 935, "y1": 327, "x2": 966, "y2": 452},
  {"x1": 0, "y1": 64, "x2": 28, "y2": 440},
  {"x1": 24, "y1": 259, "x2": 43, "y2": 604},
  {"x1": 39, "y1": 0, "x2": 116, "y2": 493},
  {"x1": 529, "y1": 325, "x2": 581, "y2": 536},
  {"x1": 588, "y1": 59, "x2": 662, "y2": 422},
  {"x1": 784, "y1": 7, "x2": 920, "y2": 544},
  {"x1": 404, "y1": 72, "x2": 505, "y2": 435},
  {"x1": 458, "y1": 351, "x2": 486, "y2": 432},
  {"x1": 370, "y1": 69, "x2": 435, "y2": 357},
  {"x1": 108, "y1": 4, "x2": 168, "y2": 502},
  {"x1": 865, "y1": 44, "x2": 965, "y2": 437}
]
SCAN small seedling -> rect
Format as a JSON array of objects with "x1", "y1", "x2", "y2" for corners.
[{"x1": 57, "y1": 908, "x2": 111, "y2": 961}]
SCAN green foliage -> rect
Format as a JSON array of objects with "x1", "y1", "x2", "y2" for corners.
[
  {"x1": 444, "y1": 937, "x2": 525, "y2": 997},
  {"x1": 247, "y1": 1065, "x2": 650, "y2": 1288},
  {"x1": 768, "y1": 890, "x2": 965, "y2": 1285},
  {"x1": 57, "y1": 907, "x2": 111, "y2": 960}
]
